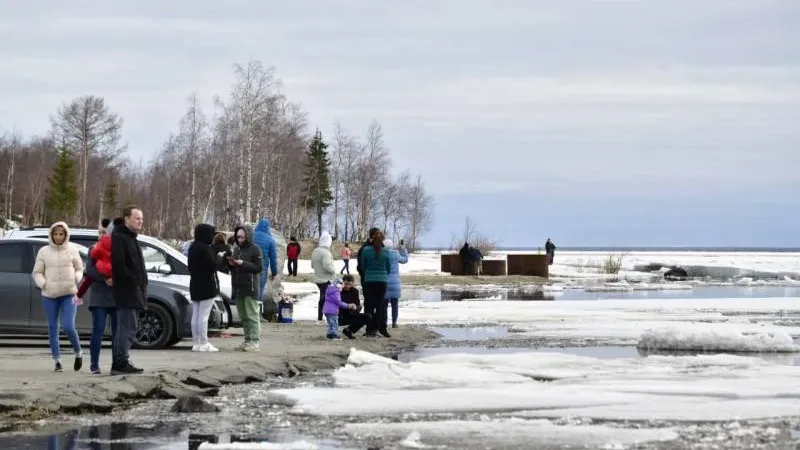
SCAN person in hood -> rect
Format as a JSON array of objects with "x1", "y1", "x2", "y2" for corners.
[
  {"x1": 111, "y1": 206, "x2": 147, "y2": 375},
  {"x1": 82, "y1": 218, "x2": 119, "y2": 374},
  {"x1": 188, "y1": 223, "x2": 223, "y2": 352},
  {"x1": 458, "y1": 242, "x2": 472, "y2": 275},
  {"x1": 383, "y1": 239, "x2": 409, "y2": 329},
  {"x1": 286, "y1": 236, "x2": 301, "y2": 277},
  {"x1": 322, "y1": 279, "x2": 357, "y2": 340},
  {"x1": 31, "y1": 221, "x2": 84, "y2": 372},
  {"x1": 311, "y1": 231, "x2": 337, "y2": 321},
  {"x1": 228, "y1": 225, "x2": 263, "y2": 351},
  {"x1": 253, "y1": 218, "x2": 279, "y2": 301}
]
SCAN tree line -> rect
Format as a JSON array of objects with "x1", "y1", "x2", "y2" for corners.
[{"x1": 0, "y1": 60, "x2": 435, "y2": 249}]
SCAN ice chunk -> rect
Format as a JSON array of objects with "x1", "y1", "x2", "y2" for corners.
[
  {"x1": 638, "y1": 327, "x2": 800, "y2": 353},
  {"x1": 199, "y1": 442, "x2": 318, "y2": 450}
]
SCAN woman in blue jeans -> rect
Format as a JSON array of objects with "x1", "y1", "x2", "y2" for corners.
[
  {"x1": 84, "y1": 227, "x2": 118, "y2": 374},
  {"x1": 31, "y1": 222, "x2": 84, "y2": 372}
]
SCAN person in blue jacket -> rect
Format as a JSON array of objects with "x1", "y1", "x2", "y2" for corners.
[
  {"x1": 383, "y1": 239, "x2": 409, "y2": 329},
  {"x1": 253, "y1": 217, "x2": 279, "y2": 302}
]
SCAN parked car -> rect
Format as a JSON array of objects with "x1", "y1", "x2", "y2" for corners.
[{"x1": 0, "y1": 238, "x2": 227, "y2": 349}]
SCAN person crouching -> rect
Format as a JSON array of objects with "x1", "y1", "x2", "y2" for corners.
[
  {"x1": 323, "y1": 279, "x2": 357, "y2": 340},
  {"x1": 339, "y1": 274, "x2": 372, "y2": 339}
]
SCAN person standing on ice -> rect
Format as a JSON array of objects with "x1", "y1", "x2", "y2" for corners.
[
  {"x1": 31, "y1": 221, "x2": 85, "y2": 372},
  {"x1": 311, "y1": 231, "x2": 337, "y2": 321},
  {"x1": 383, "y1": 239, "x2": 409, "y2": 329},
  {"x1": 252, "y1": 218, "x2": 279, "y2": 302},
  {"x1": 545, "y1": 238, "x2": 556, "y2": 265},
  {"x1": 286, "y1": 236, "x2": 301, "y2": 277}
]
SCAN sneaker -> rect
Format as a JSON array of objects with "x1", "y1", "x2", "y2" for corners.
[
  {"x1": 327, "y1": 335, "x2": 342, "y2": 341},
  {"x1": 54, "y1": 362, "x2": 63, "y2": 372},
  {"x1": 110, "y1": 363, "x2": 144, "y2": 375},
  {"x1": 198, "y1": 343, "x2": 219, "y2": 352},
  {"x1": 392, "y1": 323, "x2": 398, "y2": 329},
  {"x1": 192, "y1": 344, "x2": 201, "y2": 352},
  {"x1": 74, "y1": 354, "x2": 83, "y2": 371},
  {"x1": 342, "y1": 328, "x2": 355, "y2": 340},
  {"x1": 235, "y1": 342, "x2": 248, "y2": 352},
  {"x1": 90, "y1": 366, "x2": 101, "y2": 375},
  {"x1": 243, "y1": 342, "x2": 260, "y2": 352},
  {"x1": 379, "y1": 329, "x2": 392, "y2": 338}
]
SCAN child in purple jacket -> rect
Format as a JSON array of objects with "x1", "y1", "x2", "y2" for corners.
[{"x1": 323, "y1": 279, "x2": 357, "y2": 340}]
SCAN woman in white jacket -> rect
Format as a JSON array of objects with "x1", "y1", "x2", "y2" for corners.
[
  {"x1": 31, "y1": 222, "x2": 84, "y2": 372},
  {"x1": 311, "y1": 231, "x2": 337, "y2": 321}
]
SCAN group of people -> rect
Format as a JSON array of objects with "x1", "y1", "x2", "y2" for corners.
[
  {"x1": 312, "y1": 227, "x2": 408, "y2": 339},
  {"x1": 186, "y1": 218, "x2": 280, "y2": 353},
  {"x1": 32, "y1": 206, "x2": 148, "y2": 375}
]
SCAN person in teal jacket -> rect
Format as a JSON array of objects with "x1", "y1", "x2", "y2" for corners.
[
  {"x1": 382, "y1": 239, "x2": 409, "y2": 329},
  {"x1": 357, "y1": 230, "x2": 392, "y2": 338}
]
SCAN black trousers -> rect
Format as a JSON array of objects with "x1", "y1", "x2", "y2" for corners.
[
  {"x1": 316, "y1": 282, "x2": 330, "y2": 321},
  {"x1": 340, "y1": 312, "x2": 371, "y2": 333},
  {"x1": 287, "y1": 258, "x2": 298, "y2": 276},
  {"x1": 362, "y1": 282, "x2": 387, "y2": 333}
]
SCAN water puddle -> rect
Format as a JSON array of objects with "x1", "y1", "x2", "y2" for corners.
[
  {"x1": 405, "y1": 286, "x2": 800, "y2": 302},
  {"x1": 0, "y1": 422, "x2": 345, "y2": 449},
  {"x1": 401, "y1": 343, "x2": 800, "y2": 366}
]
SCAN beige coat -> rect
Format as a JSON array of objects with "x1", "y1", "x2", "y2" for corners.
[{"x1": 32, "y1": 222, "x2": 84, "y2": 298}]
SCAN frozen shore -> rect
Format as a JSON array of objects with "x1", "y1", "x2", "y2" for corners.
[{"x1": 0, "y1": 322, "x2": 440, "y2": 420}]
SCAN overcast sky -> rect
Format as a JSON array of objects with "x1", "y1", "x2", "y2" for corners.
[{"x1": 2, "y1": 1, "x2": 799, "y2": 247}]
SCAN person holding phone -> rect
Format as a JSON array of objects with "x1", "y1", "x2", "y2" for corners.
[{"x1": 228, "y1": 225, "x2": 263, "y2": 352}]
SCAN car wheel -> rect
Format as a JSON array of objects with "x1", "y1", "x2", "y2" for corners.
[{"x1": 133, "y1": 302, "x2": 175, "y2": 350}]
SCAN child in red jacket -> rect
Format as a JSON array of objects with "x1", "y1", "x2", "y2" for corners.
[{"x1": 77, "y1": 228, "x2": 113, "y2": 299}]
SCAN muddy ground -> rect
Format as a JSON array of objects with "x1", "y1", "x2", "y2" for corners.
[{"x1": 0, "y1": 322, "x2": 440, "y2": 421}]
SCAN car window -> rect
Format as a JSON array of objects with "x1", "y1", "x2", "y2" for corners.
[
  {"x1": 0, "y1": 244, "x2": 26, "y2": 273},
  {"x1": 141, "y1": 244, "x2": 168, "y2": 270}
]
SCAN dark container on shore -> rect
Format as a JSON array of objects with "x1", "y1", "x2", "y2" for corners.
[{"x1": 507, "y1": 254, "x2": 549, "y2": 278}]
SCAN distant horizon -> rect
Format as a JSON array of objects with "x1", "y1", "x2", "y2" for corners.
[{"x1": 419, "y1": 245, "x2": 800, "y2": 253}]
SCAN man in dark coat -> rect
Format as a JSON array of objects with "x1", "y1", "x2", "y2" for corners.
[
  {"x1": 110, "y1": 206, "x2": 147, "y2": 375},
  {"x1": 545, "y1": 238, "x2": 556, "y2": 265},
  {"x1": 459, "y1": 242, "x2": 473, "y2": 275}
]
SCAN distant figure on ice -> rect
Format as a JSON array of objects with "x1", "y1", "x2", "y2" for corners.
[
  {"x1": 459, "y1": 242, "x2": 472, "y2": 275},
  {"x1": 286, "y1": 236, "x2": 301, "y2": 277},
  {"x1": 469, "y1": 246, "x2": 483, "y2": 277},
  {"x1": 545, "y1": 238, "x2": 556, "y2": 265}
]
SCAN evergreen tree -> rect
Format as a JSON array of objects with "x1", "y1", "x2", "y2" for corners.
[
  {"x1": 102, "y1": 178, "x2": 119, "y2": 216},
  {"x1": 303, "y1": 129, "x2": 333, "y2": 237},
  {"x1": 45, "y1": 147, "x2": 79, "y2": 223}
]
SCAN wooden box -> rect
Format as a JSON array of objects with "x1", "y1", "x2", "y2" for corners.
[{"x1": 506, "y1": 254, "x2": 549, "y2": 278}]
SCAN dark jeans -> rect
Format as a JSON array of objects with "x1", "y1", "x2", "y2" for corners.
[
  {"x1": 386, "y1": 298, "x2": 399, "y2": 326},
  {"x1": 316, "y1": 282, "x2": 331, "y2": 321},
  {"x1": 287, "y1": 258, "x2": 298, "y2": 276},
  {"x1": 90, "y1": 306, "x2": 117, "y2": 370},
  {"x1": 113, "y1": 308, "x2": 138, "y2": 368},
  {"x1": 340, "y1": 259, "x2": 350, "y2": 274},
  {"x1": 363, "y1": 282, "x2": 387, "y2": 334},
  {"x1": 340, "y1": 312, "x2": 371, "y2": 334}
]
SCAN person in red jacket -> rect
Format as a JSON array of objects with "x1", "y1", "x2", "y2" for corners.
[
  {"x1": 77, "y1": 219, "x2": 113, "y2": 299},
  {"x1": 286, "y1": 236, "x2": 301, "y2": 277}
]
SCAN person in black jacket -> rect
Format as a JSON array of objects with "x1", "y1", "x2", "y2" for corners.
[
  {"x1": 110, "y1": 206, "x2": 147, "y2": 375},
  {"x1": 545, "y1": 238, "x2": 556, "y2": 265},
  {"x1": 228, "y1": 225, "x2": 263, "y2": 352},
  {"x1": 338, "y1": 274, "x2": 372, "y2": 339},
  {"x1": 356, "y1": 227, "x2": 380, "y2": 280},
  {"x1": 188, "y1": 223, "x2": 222, "y2": 353}
]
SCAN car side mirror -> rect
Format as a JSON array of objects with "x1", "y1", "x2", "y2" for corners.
[{"x1": 156, "y1": 264, "x2": 172, "y2": 275}]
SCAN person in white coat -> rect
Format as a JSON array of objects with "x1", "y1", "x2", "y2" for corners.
[
  {"x1": 31, "y1": 222, "x2": 84, "y2": 372},
  {"x1": 311, "y1": 231, "x2": 337, "y2": 321}
]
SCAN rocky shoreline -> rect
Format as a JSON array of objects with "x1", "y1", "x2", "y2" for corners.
[{"x1": 0, "y1": 322, "x2": 440, "y2": 421}]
